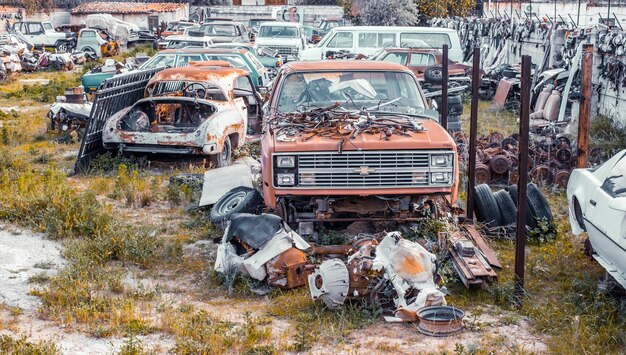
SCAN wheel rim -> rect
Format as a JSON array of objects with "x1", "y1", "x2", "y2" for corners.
[
  {"x1": 430, "y1": 69, "x2": 442, "y2": 79},
  {"x1": 57, "y1": 44, "x2": 67, "y2": 52},
  {"x1": 216, "y1": 190, "x2": 247, "y2": 215},
  {"x1": 220, "y1": 140, "x2": 231, "y2": 165}
]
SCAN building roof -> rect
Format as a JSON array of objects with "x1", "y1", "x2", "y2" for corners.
[{"x1": 71, "y1": 2, "x2": 187, "y2": 15}]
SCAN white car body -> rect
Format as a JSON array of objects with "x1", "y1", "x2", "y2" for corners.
[
  {"x1": 567, "y1": 149, "x2": 626, "y2": 287},
  {"x1": 255, "y1": 22, "x2": 308, "y2": 61},
  {"x1": 300, "y1": 26, "x2": 463, "y2": 62}
]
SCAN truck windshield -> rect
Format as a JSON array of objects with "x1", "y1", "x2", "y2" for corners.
[
  {"x1": 201, "y1": 24, "x2": 237, "y2": 37},
  {"x1": 275, "y1": 71, "x2": 426, "y2": 115},
  {"x1": 259, "y1": 26, "x2": 297, "y2": 38}
]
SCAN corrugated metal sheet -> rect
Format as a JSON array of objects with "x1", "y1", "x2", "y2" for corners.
[{"x1": 71, "y1": 2, "x2": 186, "y2": 14}]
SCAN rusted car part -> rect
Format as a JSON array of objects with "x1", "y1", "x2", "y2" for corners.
[
  {"x1": 199, "y1": 160, "x2": 258, "y2": 207},
  {"x1": 417, "y1": 306, "x2": 465, "y2": 337},
  {"x1": 448, "y1": 224, "x2": 500, "y2": 288},
  {"x1": 309, "y1": 232, "x2": 447, "y2": 322},
  {"x1": 214, "y1": 213, "x2": 311, "y2": 289},
  {"x1": 101, "y1": 65, "x2": 262, "y2": 166},
  {"x1": 454, "y1": 130, "x2": 588, "y2": 188},
  {"x1": 74, "y1": 67, "x2": 164, "y2": 173},
  {"x1": 48, "y1": 87, "x2": 92, "y2": 140}
]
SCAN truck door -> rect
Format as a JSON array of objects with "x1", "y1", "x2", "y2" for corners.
[{"x1": 26, "y1": 22, "x2": 45, "y2": 47}]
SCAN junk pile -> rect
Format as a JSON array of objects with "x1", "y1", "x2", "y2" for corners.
[
  {"x1": 454, "y1": 130, "x2": 588, "y2": 188},
  {"x1": 48, "y1": 87, "x2": 92, "y2": 141},
  {"x1": 214, "y1": 213, "x2": 501, "y2": 324},
  {"x1": 267, "y1": 104, "x2": 426, "y2": 144}
]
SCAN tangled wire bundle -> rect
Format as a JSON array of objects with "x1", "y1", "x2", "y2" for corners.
[{"x1": 266, "y1": 104, "x2": 425, "y2": 144}]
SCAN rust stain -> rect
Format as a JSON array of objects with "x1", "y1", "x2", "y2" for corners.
[{"x1": 398, "y1": 255, "x2": 425, "y2": 275}]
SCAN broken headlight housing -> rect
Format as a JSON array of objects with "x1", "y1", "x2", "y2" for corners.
[{"x1": 274, "y1": 155, "x2": 298, "y2": 187}]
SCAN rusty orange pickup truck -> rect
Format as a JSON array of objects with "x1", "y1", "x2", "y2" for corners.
[{"x1": 259, "y1": 61, "x2": 459, "y2": 230}]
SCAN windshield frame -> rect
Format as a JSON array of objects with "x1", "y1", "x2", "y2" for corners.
[{"x1": 272, "y1": 69, "x2": 426, "y2": 116}]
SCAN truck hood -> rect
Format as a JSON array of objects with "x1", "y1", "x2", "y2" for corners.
[{"x1": 270, "y1": 118, "x2": 455, "y2": 152}]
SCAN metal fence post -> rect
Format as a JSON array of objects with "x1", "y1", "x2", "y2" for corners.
[
  {"x1": 442, "y1": 44, "x2": 449, "y2": 130},
  {"x1": 577, "y1": 44, "x2": 593, "y2": 168},
  {"x1": 466, "y1": 46, "x2": 481, "y2": 221},
  {"x1": 514, "y1": 55, "x2": 532, "y2": 307}
]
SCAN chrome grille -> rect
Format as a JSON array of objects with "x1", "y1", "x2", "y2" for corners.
[
  {"x1": 266, "y1": 45, "x2": 298, "y2": 57},
  {"x1": 274, "y1": 150, "x2": 454, "y2": 189}
]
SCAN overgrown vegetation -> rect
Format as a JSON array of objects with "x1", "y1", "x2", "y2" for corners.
[
  {"x1": 4, "y1": 76, "x2": 81, "y2": 103},
  {"x1": 0, "y1": 334, "x2": 58, "y2": 354}
]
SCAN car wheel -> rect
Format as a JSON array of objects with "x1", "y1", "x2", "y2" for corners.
[
  {"x1": 210, "y1": 136, "x2": 232, "y2": 168},
  {"x1": 209, "y1": 186, "x2": 262, "y2": 226},
  {"x1": 494, "y1": 190, "x2": 517, "y2": 226},
  {"x1": 474, "y1": 184, "x2": 502, "y2": 227},
  {"x1": 527, "y1": 183, "x2": 553, "y2": 224},
  {"x1": 55, "y1": 41, "x2": 68, "y2": 52},
  {"x1": 82, "y1": 47, "x2": 96, "y2": 56},
  {"x1": 424, "y1": 65, "x2": 444, "y2": 85}
]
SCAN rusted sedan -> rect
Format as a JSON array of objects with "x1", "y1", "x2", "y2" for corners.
[
  {"x1": 102, "y1": 62, "x2": 262, "y2": 167},
  {"x1": 371, "y1": 48, "x2": 473, "y2": 86}
]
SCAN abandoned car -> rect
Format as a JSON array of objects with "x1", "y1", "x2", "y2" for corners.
[
  {"x1": 568, "y1": 149, "x2": 626, "y2": 288},
  {"x1": 101, "y1": 63, "x2": 262, "y2": 167},
  {"x1": 260, "y1": 61, "x2": 458, "y2": 231}
]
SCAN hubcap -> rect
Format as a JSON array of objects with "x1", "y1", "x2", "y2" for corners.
[{"x1": 216, "y1": 190, "x2": 246, "y2": 215}]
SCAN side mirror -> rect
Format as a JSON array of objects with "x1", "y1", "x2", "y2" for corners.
[{"x1": 609, "y1": 196, "x2": 626, "y2": 211}]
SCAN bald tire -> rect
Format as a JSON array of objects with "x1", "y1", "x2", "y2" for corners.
[{"x1": 474, "y1": 184, "x2": 502, "y2": 227}]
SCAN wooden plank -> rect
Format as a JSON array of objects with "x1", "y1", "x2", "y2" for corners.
[{"x1": 464, "y1": 225, "x2": 502, "y2": 269}]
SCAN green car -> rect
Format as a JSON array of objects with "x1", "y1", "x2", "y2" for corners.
[{"x1": 82, "y1": 48, "x2": 270, "y2": 92}]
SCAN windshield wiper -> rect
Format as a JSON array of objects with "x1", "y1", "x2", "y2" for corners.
[{"x1": 364, "y1": 110, "x2": 428, "y2": 119}]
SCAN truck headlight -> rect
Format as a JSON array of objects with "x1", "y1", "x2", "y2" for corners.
[
  {"x1": 276, "y1": 173, "x2": 295, "y2": 186},
  {"x1": 276, "y1": 155, "x2": 295, "y2": 168},
  {"x1": 431, "y1": 172, "x2": 452, "y2": 184},
  {"x1": 431, "y1": 154, "x2": 452, "y2": 167}
]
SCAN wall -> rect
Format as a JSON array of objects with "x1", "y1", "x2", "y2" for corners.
[
  {"x1": 484, "y1": 1, "x2": 626, "y2": 27},
  {"x1": 441, "y1": 14, "x2": 626, "y2": 125},
  {"x1": 194, "y1": 5, "x2": 343, "y2": 26}
]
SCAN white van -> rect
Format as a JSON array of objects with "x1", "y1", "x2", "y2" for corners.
[{"x1": 300, "y1": 26, "x2": 462, "y2": 62}]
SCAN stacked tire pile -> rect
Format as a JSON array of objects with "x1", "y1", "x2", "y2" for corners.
[
  {"x1": 423, "y1": 66, "x2": 464, "y2": 133},
  {"x1": 473, "y1": 183, "x2": 553, "y2": 234},
  {"x1": 454, "y1": 131, "x2": 580, "y2": 188}
]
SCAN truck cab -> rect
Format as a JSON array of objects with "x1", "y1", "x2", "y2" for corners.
[{"x1": 261, "y1": 61, "x2": 459, "y2": 228}]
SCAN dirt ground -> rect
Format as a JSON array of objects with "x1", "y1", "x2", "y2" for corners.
[{"x1": 0, "y1": 224, "x2": 548, "y2": 354}]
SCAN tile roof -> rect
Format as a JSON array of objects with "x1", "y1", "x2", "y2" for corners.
[{"x1": 71, "y1": 2, "x2": 187, "y2": 14}]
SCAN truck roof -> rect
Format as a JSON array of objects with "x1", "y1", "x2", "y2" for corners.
[
  {"x1": 160, "y1": 48, "x2": 248, "y2": 54},
  {"x1": 283, "y1": 60, "x2": 414, "y2": 73},
  {"x1": 328, "y1": 26, "x2": 458, "y2": 33}
]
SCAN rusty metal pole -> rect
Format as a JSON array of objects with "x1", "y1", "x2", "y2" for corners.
[
  {"x1": 441, "y1": 44, "x2": 449, "y2": 130},
  {"x1": 514, "y1": 55, "x2": 532, "y2": 307},
  {"x1": 466, "y1": 46, "x2": 480, "y2": 221},
  {"x1": 577, "y1": 44, "x2": 593, "y2": 168}
]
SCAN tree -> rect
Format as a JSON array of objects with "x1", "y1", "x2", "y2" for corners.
[
  {"x1": 356, "y1": 0, "x2": 418, "y2": 26},
  {"x1": 415, "y1": 0, "x2": 476, "y2": 18}
]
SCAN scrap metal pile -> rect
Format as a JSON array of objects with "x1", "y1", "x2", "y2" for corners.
[
  {"x1": 454, "y1": 130, "x2": 589, "y2": 188},
  {"x1": 266, "y1": 104, "x2": 425, "y2": 144},
  {"x1": 214, "y1": 214, "x2": 501, "y2": 323}
]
